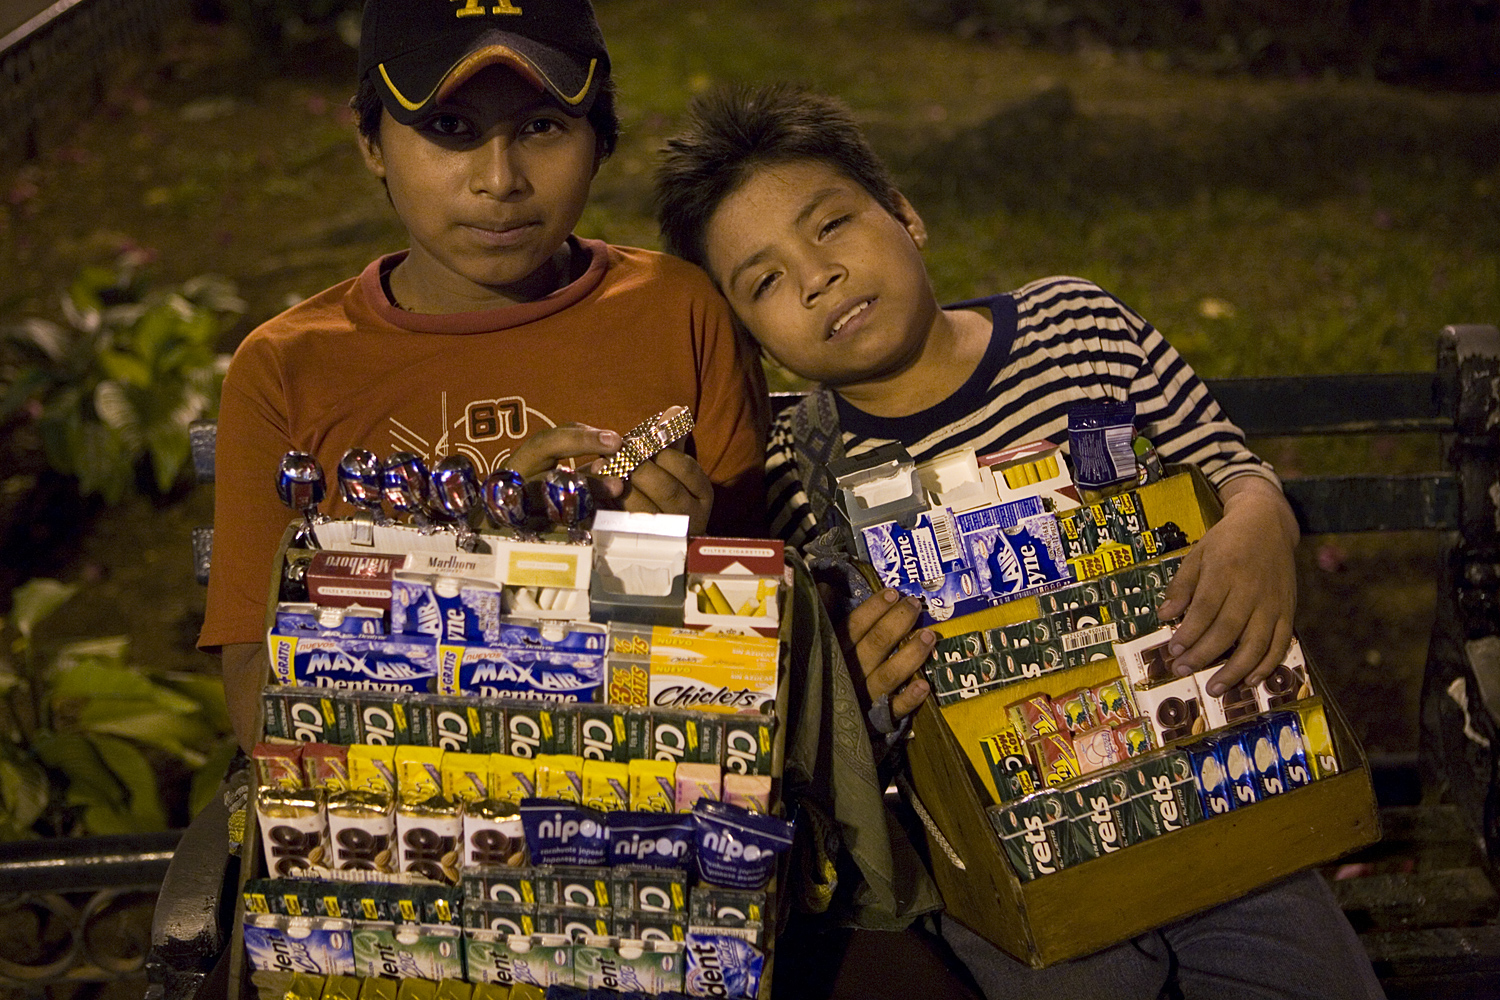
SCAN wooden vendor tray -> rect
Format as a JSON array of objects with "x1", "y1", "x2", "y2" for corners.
[
  {"x1": 906, "y1": 662, "x2": 1378, "y2": 968},
  {"x1": 227, "y1": 523, "x2": 792, "y2": 999},
  {"x1": 902, "y1": 468, "x2": 1380, "y2": 968}
]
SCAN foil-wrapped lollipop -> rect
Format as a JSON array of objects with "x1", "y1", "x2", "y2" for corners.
[
  {"x1": 543, "y1": 468, "x2": 595, "y2": 544},
  {"x1": 276, "y1": 451, "x2": 329, "y2": 548},
  {"x1": 481, "y1": 468, "x2": 536, "y2": 541},
  {"x1": 337, "y1": 448, "x2": 390, "y2": 525},
  {"x1": 382, "y1": 451, "x2": 436, "y2": 531},
  {"x1": 430, "y1": 454, "x2": 482, "y2": 551}
]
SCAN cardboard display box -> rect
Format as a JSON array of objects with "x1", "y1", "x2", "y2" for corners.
[
  {"x1": 229, "y1": 523, "x2": 790, "y2": 999},
  {"x1": 904, "y1": 470, "x2": 1380, "y2": 967}
]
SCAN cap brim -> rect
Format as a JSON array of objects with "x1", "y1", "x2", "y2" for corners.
[{"x1": 374, "y1": 31, "x2": 599, "y2": 126}]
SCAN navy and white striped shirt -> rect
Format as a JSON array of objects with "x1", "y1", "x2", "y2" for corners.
[{"x1": 767, "y1": 276, "x2": 1276, "y2": 549}]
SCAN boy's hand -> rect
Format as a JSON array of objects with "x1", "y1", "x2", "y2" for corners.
[
  {"x1": 504, "y1": 424, "x2": 628, "y2": 513},
  {"x1": 507, "y1": 424, "x2": 623, "y2": 481},
  {"x1": 609, "y1": 447, "x2": 714, "y2": 536},
  {"x1": 1155, "y1": 475, "x2": 1300, "y2": 696},
  {"x1": 834, "y1": 589, "x2": 935, "y2": 723}
]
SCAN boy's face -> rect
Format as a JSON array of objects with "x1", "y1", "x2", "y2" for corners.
[
  {"x1": 360, "y1": 65, "x2": 599, "y2": 311},
  {"x1": 703, "y1": 160, "x2": 937, "y2": 389}
]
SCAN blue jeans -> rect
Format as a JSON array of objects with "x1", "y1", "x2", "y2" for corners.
[{"x1": 937, "y1": 871, "x2": 1386, "y2": 1000}]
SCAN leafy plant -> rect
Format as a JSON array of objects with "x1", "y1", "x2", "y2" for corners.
[
  {"x1": 1, "y1": 252, "x2": 243, "y2": 504},
  {"x1": 0, "y1": 578, "x2": 237, "y2": 839}
]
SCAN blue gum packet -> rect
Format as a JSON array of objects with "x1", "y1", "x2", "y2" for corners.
[
  {"x1": 266, "y1": 632, "x2": 438, "y2": 692},
  {"x1": 691, "y1": 801, "x2": 793, "y2": 892},
  {"x1": 520, "y1": 798, "x2": 611, "y2": 866},
  {"x1": 608, "y1": 811, "x2": 695, "y2": 869},
  {"x1": 684, "y1": 931, "x2": 765, "y2": 999},
  {"x1": 391, "y1": 572, "x2": 504, "y2": 645},
  {"x1": 1069, "y1": 400, "x2": 1139, "y2": 492}
]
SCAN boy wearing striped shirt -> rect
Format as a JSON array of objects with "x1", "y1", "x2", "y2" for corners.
[{"x1": 654, "y1": 84, "x2": 1383, "y2": 1000}]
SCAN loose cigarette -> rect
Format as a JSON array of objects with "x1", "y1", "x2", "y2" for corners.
[{"x1": 704, "y1": 582, "x2": 734, "y2": 615}]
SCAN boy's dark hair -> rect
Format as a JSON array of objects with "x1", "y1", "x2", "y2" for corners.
[
  {"x1": 654, "y1": 83, "x2": 904, "y2": 272},
  {"x1": 351, "y1": 75, "x2": 620, "y2": 160}
]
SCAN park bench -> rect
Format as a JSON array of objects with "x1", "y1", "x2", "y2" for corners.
[{"x1": 146, "y1": 324, "x2": 1500, "y2": 1000}]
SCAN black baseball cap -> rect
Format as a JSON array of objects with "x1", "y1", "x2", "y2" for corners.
[{"x1": 358, "y1": 0, "x2": 611, "y2": 126}]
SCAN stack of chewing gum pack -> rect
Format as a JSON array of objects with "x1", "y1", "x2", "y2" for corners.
[
  {"x1": 243, "y1": 409, "x2": 789, "y2": 1000},
  {"x1": 832, "y1": 402, "x2": 1376, "y2": 966}
]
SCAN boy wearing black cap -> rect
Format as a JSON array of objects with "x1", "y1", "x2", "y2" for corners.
[{"x1": 202, "y1": 0, "x2": 768, "y2": 752}]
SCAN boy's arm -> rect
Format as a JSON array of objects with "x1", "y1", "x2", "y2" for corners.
[
  {"x1": 688, "y1": 288, "x2": 770, "y2": 538},
  {"x1": 200, "y1": 350, "x2": 298, "y2": 652},
  {"x1": 1073, "y1": 283, "x2": 1296, "y2": 693},
  {"x1": 1155, "y1": 474, "x2": 1300, "y2": 695},
  {"x1": 223, "y1": 641, "x2": 268, "y2": 754}
]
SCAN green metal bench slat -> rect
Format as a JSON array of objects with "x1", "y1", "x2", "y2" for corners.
[
  {"x1": 1283, "y1": 474, "x2": 1458, "y2": 534},
  {"x1": 1204, "y1": 374, "x2": 1449, "y2": 437}
]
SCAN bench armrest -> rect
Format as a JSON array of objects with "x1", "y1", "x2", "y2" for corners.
[{"x1": 150, "y1": 765, "x2": 246, "y2": 974}]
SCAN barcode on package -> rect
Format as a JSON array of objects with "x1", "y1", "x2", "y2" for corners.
[
  {"x1": 1062, "y1": 624, "x2": 1118, "y2": 653},
  {"x1": 930, "y1": 510, "x2": 961, "y2": 564}
]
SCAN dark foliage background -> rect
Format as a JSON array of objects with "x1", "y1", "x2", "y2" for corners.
[{"x1": 914, "y1": 0, "x2": 1500, "y2": 87}]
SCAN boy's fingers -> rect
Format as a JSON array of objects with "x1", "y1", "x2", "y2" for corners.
[
  {"x1": 1156, "y1": 549, "x2": 1202, "y2": 621},
  {"x1": 890, "y1": 675, "x2": 930, "y2": 720},
  {"x1": 865, "y1": 627, "x2": 934, "y2": 693},
  {"x1": 651, "y1": 448, "x2": 714, "y2": 502},
  {"x1": 508, "y1": 424, "x2": 621, "y2": 479},
  {"x1": 851, "y1": 596, "x2": 923, "y2": 671},
  {"x1": 1202, "y1": 614, "x2": 1275, "y2": 694},
  {"x1": 1166, "y1": 585, "x2": 1231, "y2": 675},
  {"x1": 1172, "y1": 617, "x2": 1243, "y2": 677},
  {"x1": 622, "y1": 457, "x2": 713, "y2": 534},
  {"x1": 844, "y1": 589, "x2": 903, "y2": 647},
  {"x1": 1212, "y1": 617, "x2": 1293, "y2": 694}
]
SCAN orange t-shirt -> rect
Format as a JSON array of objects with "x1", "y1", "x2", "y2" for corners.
[{"x1": 200, "y1": 239, "x2": 768, "y2": 650}]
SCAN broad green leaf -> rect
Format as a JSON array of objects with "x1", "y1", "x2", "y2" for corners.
[
  {"x1": 92, "y1": 379, "x2": 138, "y2": 430},
  {"x1": 163, "y1": 672, "x2": 232, "y2": 734},
  {"x1": 81, "y1": 801, "x2": 135, "y2": 835},
  {"x1": 0, "y1": 751, "x2": 50, "y2": 838},
  {"x1": 50, "y1": 662, "x2": 198, "y2": 713},
  {"x1": 80, "y1": 707, "x2": 214, "y2": 764},
  {"x1": 9, "y1": 579, "x2": 77, "y2": 639},
  {"x1": 52, "y1": 635, "x2": 131, "y2": 670},
  {"x1": 128, "y1": 307, "x2": 176, "y2": 364},
  {"x1": 67, "y1": 265, "x2": 118, "y2": 312},
  {"x1": 10, "y1": 317, "x2": 69, "y2": 362},
  {"x1": 32, "y1": 731, "x2": 124, "y2": 809},
  {"x1": 179, "y1": 274, "x2": 245, "y2": 315},
  {"x1": 68, "y1": 421, "x2": 130, "y2": 502},
  {"x1": 62, "y1": 288, "x2": 102, "y2": 333},
  {"x1": 89, "y1": 734, "x2": 166, "y2": 831},
  {"x1": 145, "y1": 423, "x2": 189, "y2": 494}
]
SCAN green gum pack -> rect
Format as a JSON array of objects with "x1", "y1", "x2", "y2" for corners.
[
  {"x1": 462, "y1": 930, "x2": 517, "y2": 986},
  {"x1": 507, "y1": 934, "x2": 576, "y2": 989},
  {"x1": 722, "y1": 713, "x2": 775, "y2": 777}
]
